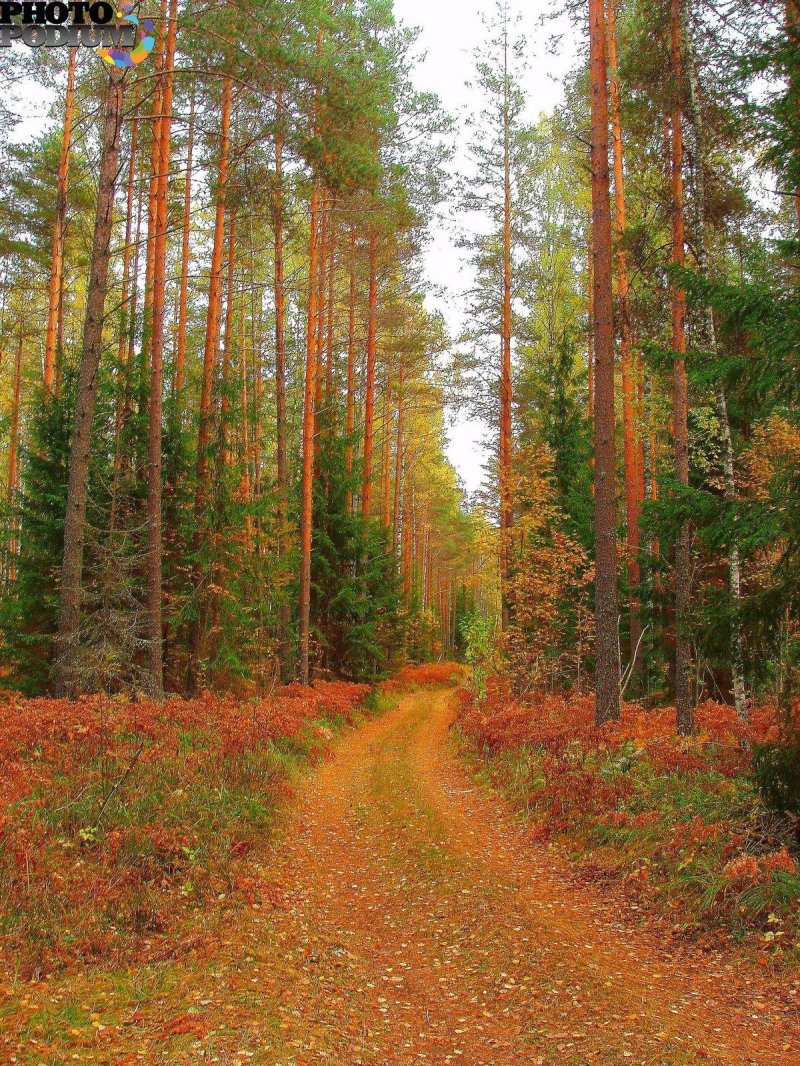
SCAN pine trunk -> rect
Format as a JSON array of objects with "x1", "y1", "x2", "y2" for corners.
[
  {"x1": 55, "y1": 72, "x2": 125, "y2": 696},
  {"x1": 44, "y1": 48, "x2": 76, "y2": 397},
  {"x1": 146, "y1": 0, "x2": 177, "y2": 698},
  {"x1": 670, "y1": 0, "x2": 694, "y2": 735},
  {"x1": 361, "y1": 229, "x2": 378, "y2": 518},
  {"x1": 299, "y1": 182, "x2": 322, "y2": 685},
  {"x1": 607, "y1": 0, "x2": 642, "y2": 668},
  {"x1": 345, "y1": 226, "x2": 357, "y2": 514},
  {"x1": 589, "y1": 0, "x2": 622, "y2": 724},
  {"x1": 189, "y1": 76, "x2": 232, "y2": 686},
  {"x1": 7, "y1": 333, "x2": 23, "y2": 580},
  {"x1": 175, "y1": 82, "x2": 195, "y2": 413}
]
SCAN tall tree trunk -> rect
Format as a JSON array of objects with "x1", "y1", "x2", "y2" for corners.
[
  {"x1": 189, "y1": 75, "x2": 232, "y2": 687},
  {"x1": 344, "y1": 225, "x2": 357, "y2": 514},
  {"x1": 175, "y1": 82, "x2": 195, "y2": 415},
  {"x1": 361, "y1": 228, "x2": 378, "y2": 518},
  {"x1": 146, "y1": 0, "x2": 177, "y2": 698},
  {"x1": 381, "y1": 396, "x2": 392, "y2": 535},
  {"x1": 44, "y1": 48, "x2": 76, "y2": 398},
  {"x1": 401, "y1": 478, "x2": 413, "y2": 603},
  {"x1": 55, "y1": 71, "x2": 125, "y2": 696},
  {"x1": 273, "y1": 91, "x2": 287, "y2": 528},
  {"x1": 607, "y1": 0, "x2": 642, "y2": 668},
  {"x1": 684, "y1": 5, "x2": 747, "y2": 721},
  {"x1": 271, "y1": 99, "x2": 289, "y2": 674},
  {"x1": 220, "y1": 220, "x2": 237, "y2": 466},
  {"x1": 499, "y1": 20, "x2": 514, "y2": 632},
  {"x1": 671, "y1": 0, "x2": 694, "y2": 735},
  {"x1": 325, "y1": 204, "x2": 337, "y2": 404},
  {"x1": 589, "y1": 0, "x2": 622, "y2": 724},
  {"x1": 141, "y1": 0, "x2": 167, "y2": 386},
  {"x1": 788, "y1": 0, "x2": 800, "y2": 228},
  {"x1": 393, "y1": 384, "x2": 404, "y2": 554},
  {"x1": 315, "y1": 198, "x2": 330, "y2": 422},
  {"x1": 587, "y1": 234, "x2": 594, "y2": 418},
  {"x1": 299, "y1": 182, "x2": 322, "y2": 685},
  {"x1": 7, "y1": 333, "x2": 23, "y2": 581},
  {"x1": 113, "y1": 114, "x2": 138, "y2": 462}
]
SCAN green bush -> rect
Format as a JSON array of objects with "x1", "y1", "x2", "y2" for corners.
[{"x1": 753, "y1": 738, "x2": 800, "y2": 816}]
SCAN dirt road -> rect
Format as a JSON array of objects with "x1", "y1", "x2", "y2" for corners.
[{"x1": 8, "y1": 685, "x2": 798, "y2": 1064}]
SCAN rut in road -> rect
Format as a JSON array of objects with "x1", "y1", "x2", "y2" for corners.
[{"x1": 137, "y1": 685, "x2": 797, "y2": 1063}]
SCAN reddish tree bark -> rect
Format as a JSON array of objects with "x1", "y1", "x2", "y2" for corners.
[
  {"x1": 146, "y1": 0, "x2": 178, "y2": 697},
  {"x1": 44, "y1": 48, "x2": 76, "y2": 398},
  {"x1": 325, "y1": 204, "x2": 337, "y2": 403},
  {"x1": 344, "y1": 225, "x2": 357, "y2": 514},
  {"x1": 273, "y1": 91, "x2": 287, "y2": 525},
  {"x1": 299, "y1": 182, "x2": 322, "y2": 685},
  {"x1": 587, "y1": 234, "x2": 594, "y2": 418},
  {"x1": 361, "y1": 229, "x2": 378, "y2": 517},
  {"x1": 189, "y1": 76, "x2": 232, "y2": 686},
  {"x1": 175, "y1": 82, "x2": 195, "y2": 412},
  {"x1": 393, "y1": 383, "x2": 404, "y2": 555},
  {"x1": 607, "y1": 0, "x2": 642, "y2": 667},
  {"x1": 589, "y1": 0, "x2": 621, "y2": 724},
  {"x1": 381, "y1": 397, "x2": 392, "y2": 535}
]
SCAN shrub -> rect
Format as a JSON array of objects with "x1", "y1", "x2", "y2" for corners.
[{"x1": 753, "y1": 737, "x2": 800, "y2": 816}]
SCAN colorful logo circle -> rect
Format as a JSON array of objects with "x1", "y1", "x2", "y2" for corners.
[{"x1": 99, "y1": 5, "x2": 156, "y2": 67}]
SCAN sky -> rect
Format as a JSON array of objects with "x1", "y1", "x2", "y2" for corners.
[{"x1": 392, "y1": 0, "x2": 579, "y2": 496}]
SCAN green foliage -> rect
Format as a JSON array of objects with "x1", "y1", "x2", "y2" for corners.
[
  {"x1": 753, "y1": 739, "x2": 800, "y2": 817},
  {"x1": 460, "y1": 611, "x2": 497, "y2": 699},
  {"x1": 0, "y1": 384, "x2": 71, "y2": 694},
  {"x1": 308, "y1": 423, "x2": 403, "y2": 681}
]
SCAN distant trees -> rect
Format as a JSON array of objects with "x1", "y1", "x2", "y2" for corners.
[{"x1": 0, "y1": 2, "x2": 473, "y2": 696}]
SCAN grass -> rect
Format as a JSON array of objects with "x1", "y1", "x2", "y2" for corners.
[{"x1": 0, "y1": 681, "x2": 374, "y2": 982}]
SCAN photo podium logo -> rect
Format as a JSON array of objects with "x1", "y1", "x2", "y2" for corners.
[{"x1": 0, "y1": 2, "x2": 156, "y2": 62}]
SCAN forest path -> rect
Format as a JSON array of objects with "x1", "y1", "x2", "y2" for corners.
[
  {"x1": 14, "y1": 686, "x2": 797, "y2": 1065},
  {"x1": 137, "y1": 683, "x2": 797, "y2": 1065}
]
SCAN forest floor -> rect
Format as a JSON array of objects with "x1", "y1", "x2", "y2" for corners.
[{"x1": 3, "y1": 683, "x2": 799, "y2": 1065}]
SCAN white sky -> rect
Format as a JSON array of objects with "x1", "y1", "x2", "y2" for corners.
[{"x1": 393, "y1": 0, "x2": 578, "y2": 496}]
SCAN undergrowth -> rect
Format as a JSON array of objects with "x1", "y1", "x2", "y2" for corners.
[
  {"x1": 0, "y1": 680, "x2": 372, "y2": 980},
  {"x1": 456, "y1": 680, "x2": 800, "y2": 963}
]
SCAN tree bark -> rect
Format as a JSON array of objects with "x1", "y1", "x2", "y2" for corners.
[
  {"x1": 587, "y1": 234, "x2": 594, "y2": 418},
  {"x1": 44, "y1": 48, "x2": 76, "y2": 398},
  {"x1": 7, "y1": 333, "x2": 23, "y2": 580},
  {"x1": 55, "y1": 71, "x2": 125, "y2": 696},
  {"x1": 607, "y1": 0, "x2": 642, "y2": 668},
  {"x1": 788, "y1": 0, "x2": 800, "y2": 228},
  {"x1": 361, "y1": 228, "x2": 378, "y2": 518},
  {"x1": 671, "y1": 0, "x2": 694, "y2": 735},
  {"x1": 189, "y1": 75, "x2": 232, "y2": 687},
  {"x1": 274, "y1": 91, "x2": 287, "y2": 527},
  {"x1": 345, "y1": 225, "x2": 357, "y2": 514},
  {"x1": 299, "y1": 182, "x2": 322, "y2": 685},
  {"x1": 146, "y1": 0, "x2": 177, "y2": 698},
  {"x1": 393, "y1": 383, "x2": 404, "y2": 555},
  {"x1": 589, "y1": 0, "x2": 622, "y2": 724},
  {"x1": 175, "y1": 81, "x2": 195, "y2": 414}
]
